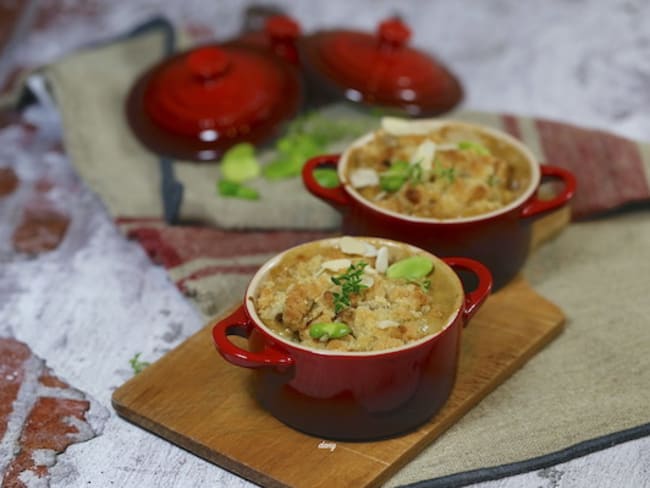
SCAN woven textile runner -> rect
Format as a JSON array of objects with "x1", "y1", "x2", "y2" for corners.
[{"x1": 116, "y1": 112, "x2": 650, "y2": 320}]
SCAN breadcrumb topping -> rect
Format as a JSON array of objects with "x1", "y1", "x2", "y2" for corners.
[{"x1": 254, "y1": 238, "x2": 462, "y2": 352}]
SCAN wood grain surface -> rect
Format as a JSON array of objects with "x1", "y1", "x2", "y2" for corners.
[
  {"x1": 530, "y1": 207, "x2": 571, "y2": 251},
  {"x1": 112, "y1": 274, "x2": 565, "y2": 488}
]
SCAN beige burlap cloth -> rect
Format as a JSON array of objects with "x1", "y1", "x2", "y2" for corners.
[
  {"x1": 42, "y1": 21, "x2": 650, "y2": 229},
  {"x1": 42, "y1": 23, "x2": 370, "y2": 229},
  {"x1": 386, "y1": 210, "x2": 650, "y2": 485}
]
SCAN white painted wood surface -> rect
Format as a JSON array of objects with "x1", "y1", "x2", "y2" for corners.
[{"x1": 2, "y1": 1, "x2": 649, "y2": 487}]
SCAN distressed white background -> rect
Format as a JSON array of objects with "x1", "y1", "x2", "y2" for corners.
[{"x1": 1, "y1": 0, "x2": 649, "y2": 487}]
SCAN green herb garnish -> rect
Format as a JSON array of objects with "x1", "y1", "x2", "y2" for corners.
[
  {"x1": 434, "y1": 159, "x2": 456, "y2": 183},
  {"x1": 129, "y1": 353, "x2": 150, "y2": 375},
  {"x1": 409, "y1": 162, "x2": 423, "y2": 183},
  {"x1": 380, "y1": 161, "x2": 409, "y2": 191},
  {"x1": 487, "y1": 174, "x2": 501, "y2": 187},
  {"x1": 217, "y1": 180, "x2": 260, "y2": 200},
  {"x1": 458, "y1": 140, "x2": 490, "y2": 156},
  {"x1": 220, "y1": 143, "x2": 261, "y2": 183},
  {"x1": 379, "y1": 160, "x2": 423, "y2": 192},
  {"x1": 331, "y1": 262, "x2": 368, "y2": 314}
]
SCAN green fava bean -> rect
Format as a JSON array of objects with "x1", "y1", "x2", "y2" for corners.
[
  {"x1": 309, "y1": 322, "x2": 351, "y2": 340},
  {"x1": 313, "y1": 168, "x2": 340, "y2": 188},
  {"x1": 386, "y1": 256, "x2": 434, "y2": 280},
  {"x1": 380, "y1": 174, "x2": 407, "y2": 192},
  {"x1": 220, "y1": 143, "x2": 261, "y2": 183},
  {"x1": 458, "y1": 140, "x2": 490, "y2": 156},
  {"x1": 379, "y1": 161, "x2": 410, "y2": 192},
  {"x1": 217, "y1": 180, "x2": 260, "y2": 200}
]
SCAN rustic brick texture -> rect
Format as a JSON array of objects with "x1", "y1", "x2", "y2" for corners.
[
  {"x1": 0, "y1": 168, "x2": 18, "y2": 197},
  {"x1": 11, "y1": 208, "x2": 70, "y2": 255},
  {"x1": 0, "y1": 338, "x2": 97, "y2": 487},
  {"x1": 0, "y1": 341, "x2": 30, "y2": 443}
]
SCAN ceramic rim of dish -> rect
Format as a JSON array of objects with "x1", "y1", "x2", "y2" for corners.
[
  {"x1": 338, "y1": 120, "x2": 542, "y2": 224},
  {"x1": 244, "y1": 236, "x2": 466, "y2": 357}
]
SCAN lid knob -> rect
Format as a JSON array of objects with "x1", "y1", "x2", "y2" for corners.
[
  {"x1": 265, "y1": 15, "x2": 301, "y2": 41},
  {"x1": 377, "y1": 18, "x2": 411, "y2": 48},
  {"x1": 186, "y1": 47, "x2": 231, "y2": 81},
  {"x1": 265, "y1": 15, "x2": 301, "y2": 65}
]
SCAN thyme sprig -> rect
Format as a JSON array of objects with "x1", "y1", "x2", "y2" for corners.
[
  {"x1": 129, "y1": 353, "x2": 150, "y2": 375},
  {"x1": 331, "y1": 262, "x2": 369, "y2": 314},
  {"x1": 487, "y1": 173, "x2": 501, "y2": 187},
  {"x1": 379, "y1": 160, "x2": 423, "y2": 192},
  {"x1": 434, "y1": 159, "x2": 456, "y2": 183}
]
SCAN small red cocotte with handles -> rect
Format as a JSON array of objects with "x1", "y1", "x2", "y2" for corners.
[
  {"x1": 213, "y1": 237, "x2": 492, "y2": 441},
  {"x1": 302, "y1": 121, "x2": 576, "y2": 290}
]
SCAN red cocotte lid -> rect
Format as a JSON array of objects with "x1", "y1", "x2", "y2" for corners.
[
  {"x1": 238, "y1": 14, "x2": 302, "y2": 65},
  {"x1": 299, "y1": 18, "x2": 463, "y2": 116},
  {"x1": 127, "y1": 35, "x2": 302, "y2": 161}
]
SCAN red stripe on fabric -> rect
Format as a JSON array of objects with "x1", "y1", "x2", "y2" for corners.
[
  {"x1": 177, "y1": 264, "x2": 261, "y2": 292},
  {"x1": 534, "y1": 119, "x2": 650, "y2": 218},
  {"x1": 115, "y1": 217, "x2": 164, "y2": 225},
  {"x1": 501, "y1": 114, "x2": 522, "y2": 140},
  {"x1": 124, "y1": 225, "x2": 335, "y2": 269},
  {"x1": 125, "y1": 227, "x2": 184, "y2": 268}
]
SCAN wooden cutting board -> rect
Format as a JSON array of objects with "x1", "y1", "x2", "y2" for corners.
[{"x1": 112, "y1": 240, "x2": 565, "y2": 488}]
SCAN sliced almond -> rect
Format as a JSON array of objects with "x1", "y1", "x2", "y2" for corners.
[
  {"x1": 381, "y1": 116, "x2": 432, "y2": 135},
  {"x1": 349, "y1": 168, "x2": 379, "y2": 188},
  {"x1": 363, "y1": 242, "x2": 378, "y2": 257},
  {"x1": 410, "y1": 140, "x2": 436, "y2": 172},
  {"x1": 360, "y1": 275, "x2": 374, "y2": 288},
  {"x1": 437, "y1": 143, "x2": 459, "y2": 151},
  {"x1": 321, "y1": 258, "x2": 352, "y2": 272},
  {"x1": 339, "y1": 236, "x2": 367, "y2": 255},
  {"x1": 375, "y1": 246, "x2": 389, "y2": 273},
  {"x1": 377, "y1": 320, "x2": 400, "y2": 329}
]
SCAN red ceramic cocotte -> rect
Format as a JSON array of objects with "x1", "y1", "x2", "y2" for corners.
[
  {"x1": 302, "y1": 121, "x2": 577, "y2": 290},
  {"x1": 212, "y1": 237, "x2": 492, "y2": 440}
]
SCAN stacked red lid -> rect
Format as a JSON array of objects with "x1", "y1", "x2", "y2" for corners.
[
  {"x1": 127, "y1": 15, "x2": 301, "y2": 161},
  {"x1": 127, "y1": 15, "x2": 463, "y2": 161},
  {"x1": 299, "y1": 18, "x2": 463, "y2": 116}
]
